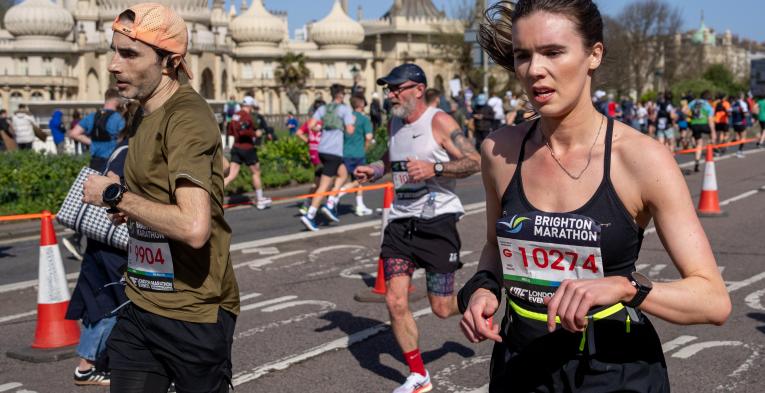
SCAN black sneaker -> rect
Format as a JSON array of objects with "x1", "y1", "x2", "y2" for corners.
[
  {"x1": 62, "y1": 235, "x2": 83, "y2": 261},
  {"x1": 73, "y1": 367, "x2": 110, "y2": 386}
]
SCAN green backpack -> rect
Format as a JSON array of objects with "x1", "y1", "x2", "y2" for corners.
[{"x1": 321, "y1": 103, "x2": 344, "y2": 131}]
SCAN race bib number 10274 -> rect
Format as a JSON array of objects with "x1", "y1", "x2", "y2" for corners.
[{"x1": 496, "y1": 212, "x2": 604, "y2": 305}]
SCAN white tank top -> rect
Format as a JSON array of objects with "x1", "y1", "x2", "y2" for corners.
[{"x1": 388, "y1": 107, "x2": 464, "y2": 220}]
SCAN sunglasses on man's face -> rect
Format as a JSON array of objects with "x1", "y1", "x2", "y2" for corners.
[{"x1": 384, "y1": 84, "x2": 420, "y2": 96}]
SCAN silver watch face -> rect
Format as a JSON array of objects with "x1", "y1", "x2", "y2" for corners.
[
  {"x1": 435, "y1": 163, "x2": 444, "y2": 173},
  {"x1": 631, "y1": 272, "x2": 653, "y2": 289}
]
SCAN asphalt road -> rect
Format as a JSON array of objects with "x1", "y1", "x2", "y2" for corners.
[{"x1": 0, "y1": 147, "x2": 764, "y2": 393}]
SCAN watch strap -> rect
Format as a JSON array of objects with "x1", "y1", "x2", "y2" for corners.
[{"x1": 624, "y1": 275, "x2": 650, "y2": 308}]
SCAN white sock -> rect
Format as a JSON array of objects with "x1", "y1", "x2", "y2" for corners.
[
  {"x1": 356, "y1": 195, "x2": 366, "y2": 208},
  {"x1": 326, "y1": 198, "x2": 336, "y2": 209},
  {"x1": 256, "y1": 189, "x2": 264, "y2": 200},
  {"x1": 307, "y1": 206, "x2": 317, "y2": 219}
]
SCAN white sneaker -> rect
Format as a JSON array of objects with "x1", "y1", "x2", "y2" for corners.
[
  {"x1": 354, "y1": 206, "x2": 374, "y2": 216},
  {"x1": 256, "y1": 197, "x2": 272, "y2": 210},
  {"x1": 62, "y1": 237, "x2": 83, "y2": 261},
  {"x1": 392, "y1": 372, "x2": 432, "y2": 393},
  {"x1": 736, "y1": 151, "x2": 745, "y2": 158}
]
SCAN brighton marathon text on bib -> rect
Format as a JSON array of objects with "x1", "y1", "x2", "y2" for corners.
[
  {"x1": 127, "y1": 220, "x2": 175, "y2": 292},
  {"x1": 496, "y1": 212, "x2": 604, "y2": 305},
  {"x1": 391, "y1": 161, "x2": 428, "y2": 200}
]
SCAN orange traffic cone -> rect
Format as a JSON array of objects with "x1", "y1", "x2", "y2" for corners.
[
  {"x1": 697, "y1": 145, "x2": 725, "y2": 217},
  {"x1": 355, "y1": 184, "x2": 422, "y2": 302},
  {"x1": 7, "y1": 211, "x2": 80, "y2": 362}
]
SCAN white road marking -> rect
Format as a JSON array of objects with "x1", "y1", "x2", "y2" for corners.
[
  {"x1": 261, "y1": 300, "x2": 336, "y2": 313},
  {"x1": 235, "y1": 307, "x2": 337, "y2": 340},
  {"x1": 233, "y1": 250, "x2": 305, "y2": 270},
  {"x1": 241, "y1": 247, "x2": 280, "y2": 255},
  {"x1": 726, "y1": 271, "x2": 765, "y2": 293},
  {"x1": 744, "y1": 289, "x2": 765, "y2": 311},
  {"x1": 671, "y1": 340, "x2": 743, "y2": 359},
  {"x1": 306, "y1": 267, "x2": 340, "y2": 278},
  {"x1": 720, "y1": 190, "x2": 759, "y2": 206},
  {"x1": 458, "y1": 385, "x2": 489, "y2": 393},
  {"x1": 369, "y1": 231, "x2": 381, "y2": 237},
  {"x1": 662, "y1": 335, "x2": 697, "y2": 353},
  {"x1": 340, "y1": 262, "x2": 377, "y2": 280},
  {"x1": 635, "y1": 264, "x2": 651, "y2": 272},
  {"x1": 240, "y1": 296, "x2": 298, "y2": 312},
  {"x1": 232, "y1": 307, "x2": 434, "y2": 386},
  {"x1": 0, "y1": 310, "x2": 36, "y2": 324},
  {"x1": 0, "y1": 383, "x2": 22, "y2": 392},
  {"x1": 228, "y1": 202, "x2": 485, "y2": 251},
  {"x1": 431, "y1": 355, "x2": 490, "y2": 393},
  {"x1": 308, "y1": 245, "x2": 368, "y2": 262},
  {"x1": 239, "y1": 292, "x2": 262, "y2": 302},
  {"x1": 0, "y1": 273, "x2": 79, "y2": 294},
  {"x1": 648, "y1": 264, "x2": 667, "y2": 278}
]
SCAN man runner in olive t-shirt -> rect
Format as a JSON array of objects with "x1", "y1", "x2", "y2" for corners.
[{"x1": 82, "y1": 4, "x2": 238, "y2": 392}]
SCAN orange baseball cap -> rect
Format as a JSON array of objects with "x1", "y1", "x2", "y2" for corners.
[{"x1": 112, "y1": 2, "x2": 193, "y2": 79}]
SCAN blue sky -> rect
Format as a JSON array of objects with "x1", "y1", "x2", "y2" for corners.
[{"x1": 242, "y1": 0, "x2": 764, "y2": 42}]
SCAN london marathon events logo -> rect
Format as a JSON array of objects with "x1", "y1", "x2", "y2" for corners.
[{"x1": 499, "y1": 214, "x2": 530, "y2": 234}]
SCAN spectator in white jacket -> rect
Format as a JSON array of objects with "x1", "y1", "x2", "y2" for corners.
[{"x1": 11, "y1": 104, "x2": 38, "y2": 150}]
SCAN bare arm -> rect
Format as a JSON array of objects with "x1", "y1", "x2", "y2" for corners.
[
  {"x1": 434, "y1": 112, "x2": 481, "y2": 178},
  {"x1": 83, "y1": 175, "x2": 212, "y2": 249},
  {"x1": 633, "y1": 143, "x2": 730, "y2": 325},
  {"x1": 68, "y1": 124, "x2": 91, "y2": 145}
]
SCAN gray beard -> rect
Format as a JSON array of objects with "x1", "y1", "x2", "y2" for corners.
[{"x1": 392, "y1": 100, "x2": 416, "y2": 118}]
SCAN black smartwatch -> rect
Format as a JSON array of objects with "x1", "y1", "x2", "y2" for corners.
[
  {"x1": 102, "y1": 183, "x2": 128, "y2": 213},
  {"x1": 624, "y1": 271, "x2": 652, "y2": 308},
  {"x1": 434, "y1": 161, "x2": 444, "y2": 177}
]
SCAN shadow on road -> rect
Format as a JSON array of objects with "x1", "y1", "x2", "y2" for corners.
[
  {"x1": 747, "y1": 312, "x2": 765, "y2": 334},
  {"x1": 316, "y1": 310, "x2": 475, "y2": 383},
  {"x1": 0, "y1": 246, "x2": 15, "y2": 258}
]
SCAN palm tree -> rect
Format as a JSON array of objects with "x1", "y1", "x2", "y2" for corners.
[{"x1": 275, "y1": 52, "x2": 311, "y2": 114}]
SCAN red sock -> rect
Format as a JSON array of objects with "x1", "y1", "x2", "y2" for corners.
[{"x1": 403, "y1": 348, "x2": 426, "y2": 376}]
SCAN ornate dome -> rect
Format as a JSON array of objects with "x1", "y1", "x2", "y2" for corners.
[
  {"x1": 311, "y1": 0, "x2": 364, "y2": 49},
  {"x1": 229, "y1": 0, "x2": 286, "y2": 46},
  {"x1": 99, "y1": 0, "x2": 210, "y2": 24},
  {"x1": 4, "y1": 0, "x2": 74, "y2": 38}
]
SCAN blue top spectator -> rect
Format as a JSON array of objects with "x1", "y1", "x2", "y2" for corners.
[{"x1": 68, "y1": 88, "x2": 125, "y2": 171}]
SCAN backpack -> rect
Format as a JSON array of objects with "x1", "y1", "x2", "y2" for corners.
[
  {"x1": 91, "y1": 110, "x2": 116, "y2": 142},
  {"x1": 715, "y1": 100, "x2": 726, "y2": 115},
  {"x1": 321, "y1": 103, "x2": 344, "y2": 131},
  {"x1": 691, "y1": 101, "x2": 705, "y2": 121}
]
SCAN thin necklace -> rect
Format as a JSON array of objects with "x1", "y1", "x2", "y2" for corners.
[{"x1": 542, "y1": 115, "x2": 605, "y2": 181}]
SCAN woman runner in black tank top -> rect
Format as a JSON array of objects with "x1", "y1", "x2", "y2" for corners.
[{"x1": 458, "y1": 1, "x2": 730, "y2": 392}]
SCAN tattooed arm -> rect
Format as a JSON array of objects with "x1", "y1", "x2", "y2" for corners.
[
  {"x1": 405, "y1": 112, "x2": 481, "y2": 182},
  {"x1": 434, "y1": 112, "x2": 481, "y2": 178}
]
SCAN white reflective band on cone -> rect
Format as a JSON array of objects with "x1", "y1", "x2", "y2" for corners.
[
  {"x1": 37, "y1": 244, "x2": 70, "y2": 304},
  {"x1": 702, "y1": 162, "x2": 718, "y2": 191}
]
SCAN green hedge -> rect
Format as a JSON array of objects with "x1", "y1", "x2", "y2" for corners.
[
  {"x1": 0, "y1": 130, "x2": 392, "y2": 214},
  {"x1": 0, "y1": 150, "x2": 88, "y2": 215}
]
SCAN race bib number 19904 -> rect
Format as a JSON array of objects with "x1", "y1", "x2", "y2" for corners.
[{"x1": 127, "y1": 221, "x2": 175, "y2": 292}]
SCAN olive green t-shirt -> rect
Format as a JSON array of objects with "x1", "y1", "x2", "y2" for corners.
[{"x1": 124, "y1": 84, "x2": 240, "y2": 323}]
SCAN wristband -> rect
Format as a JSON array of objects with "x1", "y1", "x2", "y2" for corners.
[{"x1": 457, "y1": 270, "x2": 502, "y2": 314}]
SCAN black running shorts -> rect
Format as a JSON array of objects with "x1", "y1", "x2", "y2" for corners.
[
  {"x1": 733, "y1": 124, "x2": 746, "y2": 133},
  {"x1": 108, "y1": 303, "x2": 236, "y2": 393},
  {"x1": 691, "y1": 124, "x2": 711, "y2": 140},
  {"x1": 230, "y1": 147, "x2": 259, "y2": 166},
  {"x1": 380, "y1": 213, "x2": 463, "y2": 274},
  {"x1": 319, "y1": 153, "x2": 344, "y2": 177},
  {"x1": 716, "y1": 122, "x2": 729, "y2": 132}
]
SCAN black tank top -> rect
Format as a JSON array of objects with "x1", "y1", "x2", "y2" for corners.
[{"x1": 497, "y1": 117, "x2": 644, "y2": 313}]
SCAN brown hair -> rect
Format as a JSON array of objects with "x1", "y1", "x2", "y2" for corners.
[
  {"x1": 425, "y1": 88, "x2": 441, "y2": 106},
  {"x1": 479, "y1": 0, "x2": 604, "y2": 72},
  {"x1": 350, "y1": 95, "x2": 366, "y2": 110}
]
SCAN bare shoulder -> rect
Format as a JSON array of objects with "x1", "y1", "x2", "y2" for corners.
[
  {"x1": 432, "y1": 111, "x2": 460, "y2": 134},
  {"x1": 483, "y1": 121, "x2": 534, "y2": 168},
  {"x1": 611, "y1": 120, "x2": 678, "y2": 180}
]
